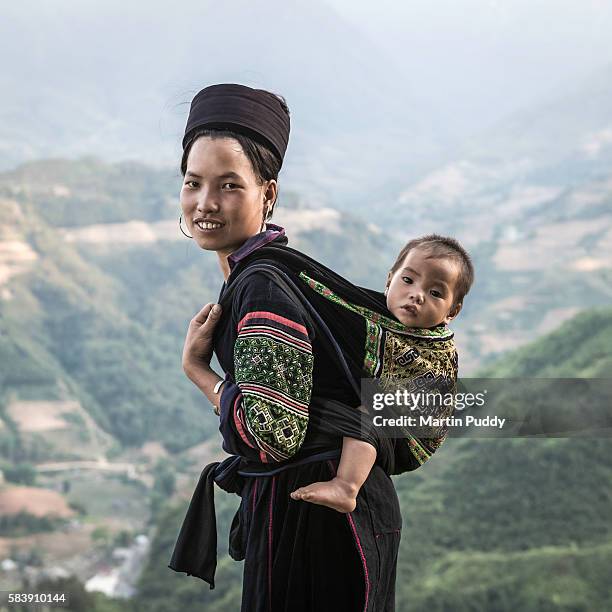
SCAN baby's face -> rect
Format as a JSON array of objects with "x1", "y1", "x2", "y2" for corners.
[{"x1": 385, "y1": 247, "x2": 462, "y2": 328}]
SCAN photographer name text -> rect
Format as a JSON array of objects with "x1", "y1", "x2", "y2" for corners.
[{"x1": 372, "y1": 415, "x2": 506, "y2": 428}]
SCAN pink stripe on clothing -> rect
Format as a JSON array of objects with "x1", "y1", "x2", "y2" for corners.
[
  {"x1": 233, "y1": 395, "x2": 255, "y2": 449},
  {"x1": 268, "y1": 476, "x2": 276, "y2": 612},
  {"x1": 346, "y1": 513, "x2": 370, "y2": 612},
  {"x1": 327, "y1": 459, "x2": 370, "y2": 612},
  {"x1": 238, "y1": 326, "x2": 312, "y2": 352},
  {"x1": 239, "y1": 383, "x2": 309, "y2": 412},
  {"x1": 237, "y1": 310, "x2": 308, "y2": 336},
  {"x1": 251, "y1": 480, "x2": 258, "y2": 516}
]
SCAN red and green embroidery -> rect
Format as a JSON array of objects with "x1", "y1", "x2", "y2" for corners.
[{"x1": 234, "y1": 311, "x2": 313, "y2": 462}]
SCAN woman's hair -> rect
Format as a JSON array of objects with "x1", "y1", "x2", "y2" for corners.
[
  {"x1": 389, "y1": 234, "x2": 474, "y2": 307},
  {"x1": 180, "y1": 93, "x2": 290, "y2": 221}
]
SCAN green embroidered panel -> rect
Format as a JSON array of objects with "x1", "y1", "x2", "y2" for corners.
[
  {"x1": 234, "y1": 334, "x2": 313, "y2": 459},
  {"x1": 235, "y1": 337, "x2": 312, "y2": 403}
]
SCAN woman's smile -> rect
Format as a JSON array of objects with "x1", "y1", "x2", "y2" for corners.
[{"x1": 193, "y1": 216, "x2": 226, "y2": 232}]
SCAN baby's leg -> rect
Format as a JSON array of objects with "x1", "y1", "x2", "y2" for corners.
[{"x1": 290, "y1": 437, "x2": 377, "y2": 513}]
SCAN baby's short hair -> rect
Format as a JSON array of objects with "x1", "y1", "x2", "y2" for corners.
[{"x1": 390, "y1": 234, "x2": 474, "y2": 307}]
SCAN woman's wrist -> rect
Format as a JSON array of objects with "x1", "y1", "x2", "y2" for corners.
[
  {"x1": 184, "y1": 362, "x2": 224, "y2": 409},
  {"x1": 183, "y1": 359, "x2": 212, "y2": 380}
]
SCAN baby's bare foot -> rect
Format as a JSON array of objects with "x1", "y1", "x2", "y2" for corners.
[{"x1": 290, "y1": 477, "x2": 358, "y2": 513}]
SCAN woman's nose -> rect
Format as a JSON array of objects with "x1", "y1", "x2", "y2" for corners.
[{"x1": 196, "y1": 187, "x2": 220, "y2": 213}]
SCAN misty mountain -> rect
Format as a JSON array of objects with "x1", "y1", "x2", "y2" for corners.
[
  {"x1": 0, "y1": 0, "x2": 444, "y2": 207},
  {"x1": 382, "y1": 64, "x2": 612, "y2": 370},
  {"x1": 390, "y1": 63, "x2": 612, "y2": 232}
]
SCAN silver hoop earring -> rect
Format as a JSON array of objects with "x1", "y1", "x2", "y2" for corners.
[
  {"x1": 260, "y1": 206, "x2": 269, "y2": 232},
  {"x1": 179, "y1": 213, "x2": 193, "y2": 239}
]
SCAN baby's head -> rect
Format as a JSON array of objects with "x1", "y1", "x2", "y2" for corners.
[{"x1": 384, "y1": 234, "x2": 474, "y2": 328}]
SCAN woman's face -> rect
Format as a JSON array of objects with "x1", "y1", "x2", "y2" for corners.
[{"x1": 180, "y1": 136, "x2": 275, "y2": 258}]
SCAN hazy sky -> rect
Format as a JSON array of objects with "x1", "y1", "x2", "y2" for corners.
[
  {"x1": 2, "y1": 0, "x2": 612, "y2": 175},
  {"x1": 327, "y1": 0, "x2": 612, "y2": 129},
  {"x1": 5, "y1": 0, "x2": 612, "y2": 135}
]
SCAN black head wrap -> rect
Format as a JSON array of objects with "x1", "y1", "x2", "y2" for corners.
[{"x1": 182, "y1": 83, "x2": 290, "y2": 166}]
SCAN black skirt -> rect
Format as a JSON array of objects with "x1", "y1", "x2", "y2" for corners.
[{"x1": 231, "y1": 455, "x2": 402, "y2": 612}]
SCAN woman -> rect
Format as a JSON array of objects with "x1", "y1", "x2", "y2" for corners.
[{"x1": 168, "y1": 84, "x2": 406, "y2": 612}]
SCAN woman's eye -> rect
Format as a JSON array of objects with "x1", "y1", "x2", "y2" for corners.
[
  {"x1": 221, "y1": 183, "x2": 238, "y2": 190},
  {"x1": 185, "y1": 180, "x2": 198, "y2": 188},
  {"x1": 402, "y1": 277, "x2": 413, "y2": 284}
]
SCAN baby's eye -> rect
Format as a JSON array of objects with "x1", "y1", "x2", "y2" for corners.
[
  {"x1": 402, "y1": 276, "x2": 413, "y2": 284},
  {"x1": 431, "y1": 290, "x2": 443, "y2": 298}
]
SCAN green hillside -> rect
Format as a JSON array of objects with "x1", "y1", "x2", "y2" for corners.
[
  {"x1": 476, "y1": 306, "x2": 612, "y2": 377},
  {"x1": 392, "y1": 307, "x2": 612, "y2": 610},
  {"x1": 383, "y1": 67, "x2": 612, "y2": 374},
  {"x1": 0, "y1": 196, "x2": 215, "y2": 453},
  {"x1": 138, "y1": 307, "x2": 612, "y2": 611},
  {"x1": 0, "y1": 158, "x2": 395, "y2": 457}
]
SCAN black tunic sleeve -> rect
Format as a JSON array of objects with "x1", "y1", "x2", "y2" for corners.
[{"x1": 218, "y1": 272, "x2": 314, "y2": 463}]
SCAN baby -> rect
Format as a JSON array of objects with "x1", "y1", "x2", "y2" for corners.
[{"x1": 290, "y1": 234, "x2": 474, "y2": 512}]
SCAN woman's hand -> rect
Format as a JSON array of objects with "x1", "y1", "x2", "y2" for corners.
[{"x1": 182, "y1": 302, "x2": 222, "y2": 377}]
